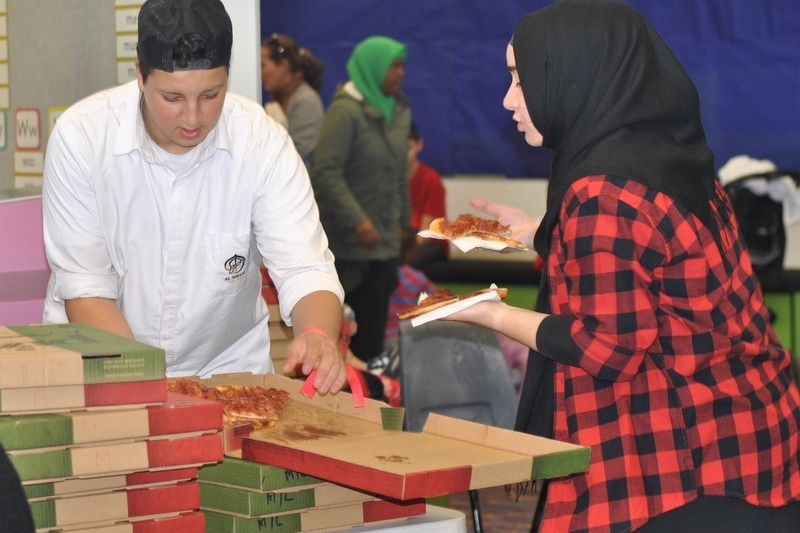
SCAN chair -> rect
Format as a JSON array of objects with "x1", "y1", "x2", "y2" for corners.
[{"x1": 398, "y1": 320, "x2": 519, "y2": 533}]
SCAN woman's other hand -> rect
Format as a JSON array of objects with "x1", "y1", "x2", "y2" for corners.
[{"x1": 469, "y1": 197, "x2": 539, "y2": 249}]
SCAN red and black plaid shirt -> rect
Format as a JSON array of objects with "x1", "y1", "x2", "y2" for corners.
[{"x1": 538, "y1": 175, "x2": 800, "y2": 532}]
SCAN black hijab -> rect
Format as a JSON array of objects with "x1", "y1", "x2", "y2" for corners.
[
  {"x1": 513, "y1": 0, "x2": 724, "y2": 258},
  {"x1": 512, "y1": 0, "x2": 730, "y2": 439}
]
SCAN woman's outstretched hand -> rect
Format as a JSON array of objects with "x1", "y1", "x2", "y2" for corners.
[{"x1": 469, "y1": 197, "x2": 539, "y2": 250}]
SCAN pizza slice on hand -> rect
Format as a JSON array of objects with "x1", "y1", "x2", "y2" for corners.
[{"x1": 427, "y1": 213, "x2": 528, "y2": 250}]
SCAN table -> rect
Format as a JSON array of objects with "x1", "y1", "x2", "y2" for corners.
[{"x1": 343, "y1": 505, "x2": 467, "y2": 532}]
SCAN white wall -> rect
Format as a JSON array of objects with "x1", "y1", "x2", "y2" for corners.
[
  {"x1": 442, "y1": 176, "x2": 544, "y2": 263},
  {"x1": 444, "y1": 176, "x2": 800, "y2": 270},
  {"x1": 221, "y1": 0, "x2": 261, "y2": 103}
]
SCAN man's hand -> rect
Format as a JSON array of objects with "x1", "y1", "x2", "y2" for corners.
[
  {"x1": 283, "y1": 329, "x2": 347, "y2": 394},
  {"x1": 284, "y1": 291, "x2": 346, "y2": 394}
]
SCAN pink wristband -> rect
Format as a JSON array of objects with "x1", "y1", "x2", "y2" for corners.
[{"x1": 301, "y1": 326, "x2": 329, "y2": 338}]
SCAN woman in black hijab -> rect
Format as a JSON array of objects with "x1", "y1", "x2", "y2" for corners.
[{"x1": 446, "y1": 1, "x2": 800, "y2": 531}]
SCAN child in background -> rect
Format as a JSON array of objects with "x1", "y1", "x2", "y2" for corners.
[
  {"x1": 383, "y1": 232, "x2": 438, "y2": 348},
  {"x1": 407, "y1": 122, "x2": 448, "y2": 269},
  {"x1": 340, "y1": 304, "x2": 401, "y2": 407}
]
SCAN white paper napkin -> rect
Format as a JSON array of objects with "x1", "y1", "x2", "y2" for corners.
[
  {"x1": 417, "y1": 230, "x2": 529, "y2": 252},
  {"x1": 410, "y1": 284, "x2": 504, "y2": 327}
]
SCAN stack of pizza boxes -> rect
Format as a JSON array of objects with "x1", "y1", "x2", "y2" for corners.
[
  {"x1": 196, "y1": 455, "x2": 426, "y2": 532},
  {"x1": 261, "y1": 266, "x2": 295, "y2": 374},
  {"x1": 0, "y1": 323, "x2": 225, "y2": 532}
]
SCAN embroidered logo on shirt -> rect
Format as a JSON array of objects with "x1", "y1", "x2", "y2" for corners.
[{"x1": 224, "y1": 254, "x2": 246, "y2": 283}]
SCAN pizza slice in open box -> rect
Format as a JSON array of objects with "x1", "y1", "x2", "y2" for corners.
[{"x1": 168, "y1": 379, "x2": 290, "y2": 429}]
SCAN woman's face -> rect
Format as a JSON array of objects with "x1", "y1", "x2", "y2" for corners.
[
  {"x1": 503, "y1": 44, "x2": 543, "y2": 147},
  {"x1": 261, "y1": 46, "x2": 290, "y2": 93},
  {"x1": 381, "y1": 58, "x2": 406, "y2": 95}
]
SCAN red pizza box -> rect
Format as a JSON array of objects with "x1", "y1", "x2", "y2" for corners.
[
  {"x1": 10, "y1": 433, "x2": 223, "y2": 484},
  {"x1": 1, "y1": 393, "x2": 222, "y2": 451},
  {"x1": 24, "y1": 468, "x2": 199, "y2": 501},
  {"x1": 0, "y1": 378, "x2": 168, "y2": 414},
  {"x1": 37, "y1": 511, "x2": 205, "y2": 533},
  {"x1": 207, "y1": 373, "x2": 591, "y2": 502},
  {"x1": 29, "y1": 481, "x2": 200, "y2": 529}
]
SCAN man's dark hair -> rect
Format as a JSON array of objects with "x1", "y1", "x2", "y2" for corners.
[{"x1": 137, "y1": 0, "x2": 232, "y2": 79}]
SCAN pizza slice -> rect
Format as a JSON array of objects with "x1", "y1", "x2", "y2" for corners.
[
  {"x1": 167, "y1": 379, "x2": 290, "y2": 428},
  {"x1": 397, "y1": 286, "x2": 508, "y2": 320},
  {"x1": 397, "y1": 289, "x2": 460, "y2": 320},
  {"x1": 428, "y1": 213, "x2": 528, "y2": 250}
]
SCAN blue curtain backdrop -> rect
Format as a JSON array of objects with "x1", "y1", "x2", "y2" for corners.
[{"x1": 260, "y1": 1, "x2": 800, "y2": 179}]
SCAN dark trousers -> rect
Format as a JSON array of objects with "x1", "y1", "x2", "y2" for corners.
[
  {"x1": 637, "y1": 496, "x2": 800, "y2": 533},
  {"x1": 338, "y1": 259, "x2": 398, "y2": 362}
]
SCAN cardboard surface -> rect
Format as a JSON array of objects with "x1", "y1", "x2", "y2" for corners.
[
  {"x1": 29, "y1": 481, "x2": 200, "y2": 528},
  {"x1": 202, "y1": 499, "x2": 426, "y2": 533},
  {"x1": 0, "y1": 378, "x2": 167, "y2": 414},
  {"x1": 196, "y1": 373, "x2": 589, "y2": 501},
  {"x1": 175, "y1": 372, "x2": 395, "y2": 456},
  {"x1": 37, "y1": 511, "x2": 206, "y2": 533},
  {"x1": 0, "y1": 324, "x2": 165, "y2": 388},
  {"x1": 268, "y1": 322, "x2": 294, "y2": 341},
  {"x1": 199, "y1": 481, "x2": 377, "y2": 517},
  {"x1": 197, "y1": 456, "x2": 323, "y2": 492},
  {"x1": 247, "y1": 378, "x2": 586, "y2": 500},
  {"x1": 10, "y1": 433, "x2": 223, "y2": 483},
  {"x1": 0, "y1": 392, "x2": 222, "y2": 450},
  {"x1": 24, "y1": 468, "x2": 199, "y2": 501}
]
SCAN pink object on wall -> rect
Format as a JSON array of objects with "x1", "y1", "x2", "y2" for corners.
[{"x1": 0, "y1": 195, "x2": 50, "y2": 326}]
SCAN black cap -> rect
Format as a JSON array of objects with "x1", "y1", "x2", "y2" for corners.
[{"x1": 137, "y1": 0, "x2": 233, "y2": 73}]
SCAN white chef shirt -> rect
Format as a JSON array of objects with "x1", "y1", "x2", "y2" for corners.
[{"x1": 42, "y1": 81, "x2": 343, "y2": 377}]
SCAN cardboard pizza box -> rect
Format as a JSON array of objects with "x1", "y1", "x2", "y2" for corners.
[
  {"x1": 36, "y1": 511, "x2": 205, "y2": 533},
  {"x1": 0, "y1": 324, "x2": 165, "y2": 389},
  {"x1": 0, "y1": 378, "x2": 168, "y2": 414},
  {"x1": 268, "y1": 322, "x2": 294, "y2": 342},
  {"x1": 0, "y1": 393, "x2": 222, "y2": 451},
  {"x1": 24, "y1": 467, "x2": 199, "y2": 501},
  {"x1": 197, "y1": 456, "x2": 324, "y2": 492},
  {"x1": 202, "y1": 498, "x2": 426, "y2": 533},
  {"x1": 199, "y1": 480, "x2": 379, "y2": 517},
  {"x1": 29, "y1": 481, "x2": 200, "y2": 529},
  {"x1": 198, "y1": 373, "x2": 589, "y2": 501},
  {"x1": 9, "y1": 432, "x2": 223, "y2": 484}
]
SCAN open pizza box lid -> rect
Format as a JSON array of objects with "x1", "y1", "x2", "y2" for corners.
[{"x1": 194, "y1": 372, "x2": 590, "y2": 501}]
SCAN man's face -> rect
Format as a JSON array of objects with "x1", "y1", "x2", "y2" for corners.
[{"x1": 137, "y1": 64, "x2": 228, "y2": 155}]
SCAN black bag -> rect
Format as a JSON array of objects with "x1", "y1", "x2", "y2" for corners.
[{"x1": 724, "y1": 170, "x2": 800, "y2": 289}]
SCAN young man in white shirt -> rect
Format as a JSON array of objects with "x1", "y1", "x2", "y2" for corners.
[{"x1": 42, "y1": 0, "x2": 346, "y2": 393}]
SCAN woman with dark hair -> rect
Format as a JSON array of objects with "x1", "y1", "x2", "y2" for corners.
[
  {"x1": 261, "y1": 33, "x2": 325, "y2": 167},
  {"x1": 443, "y1": 1, "x2": 800, "y2": 531}
]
